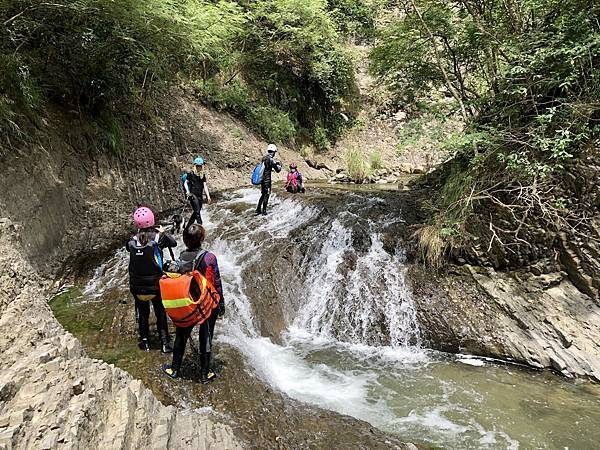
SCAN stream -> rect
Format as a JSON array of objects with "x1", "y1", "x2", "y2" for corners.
[{"x1": 52, "y1": 186, "x2": 600, "y2": 449}]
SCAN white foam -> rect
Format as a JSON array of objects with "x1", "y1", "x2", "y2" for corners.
[
  {"x1": 457, "y1": 357, "x2": 487, "y2": 367},
  {"x1": 396, "y1": 407, "x2": 469, "y2": 433},
  {"x1": 219, "y1": 332, "x2": 397, "y2": 424},
  {"x1": 293, "y1": 222, "x2": 421, "y2": 349},
  {"x1": 83, "y1": 248, "x2": 129, "y2": 299}
]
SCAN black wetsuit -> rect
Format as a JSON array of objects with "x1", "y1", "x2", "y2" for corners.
[
  {"x1": 126, "y1": 230, "x2": 177, "y2": 345},
  {"x1": 256, "y1": 154, "x2": 282, "y2": 214},
  {"x1": 169, "y1": 249, "x2": 225, "y2": 377},
  {"x1": 185, "y1": 172, "x2": 206, "y2": 227}
]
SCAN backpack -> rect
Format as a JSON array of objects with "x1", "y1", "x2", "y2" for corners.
[
  {"x1": 251, "y1": 161, "x2": 265, "y2": 185},
  {"x1": 159, "y1": 251, "x2": 221, "y2": 328}
]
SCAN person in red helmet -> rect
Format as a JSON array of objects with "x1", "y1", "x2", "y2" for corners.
[
  {"x1": 126, "y1": 206, "x2": 177, "y2": 353},
  {"x1": 285, "y1": 162, "x2": 305, "y2": 193}
]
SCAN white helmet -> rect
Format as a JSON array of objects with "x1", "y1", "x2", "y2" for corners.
[{"x1": 267, "y1": 143, "x2": 277, "y2": 154}]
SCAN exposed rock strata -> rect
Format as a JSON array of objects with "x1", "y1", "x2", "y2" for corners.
[
  {"x1": 410, "y1": 264, "x2": 600, "y2": 381},
  {"x1": 0, "y1": 219, "x2": 241, "y2": 449}
]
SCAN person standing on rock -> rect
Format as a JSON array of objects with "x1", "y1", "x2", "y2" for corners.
[
  {"x1": 127, "y1": 207, "x2": 176, "y2": 353},
  {"x1": 183, "y1": 156, "x2": 212, "y2": 228},
  {"x1": 161, "y1": 224, "x2": 225, "y2": 384},
  {"x1": 255, "y1": 144, "x2": 282, "y2": 215}
]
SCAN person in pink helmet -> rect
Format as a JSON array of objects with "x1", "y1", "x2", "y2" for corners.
[
  {"x1": 285, "y1": 162, "x2": 305, "y2": 193},
  {"x1": 126, "y1": 206, "x2": 177, "y2": 353}
]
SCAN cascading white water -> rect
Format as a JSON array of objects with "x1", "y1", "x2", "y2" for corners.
[
  {"x1": 80, "y1": 188, "x2": 600, "y2": 450},
  {"x1": 293, "y1": 219, "x2": 421, "y2": 348}
]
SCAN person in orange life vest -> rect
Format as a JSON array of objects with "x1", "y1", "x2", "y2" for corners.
[
  {"x1": 126, "y1": 207, "x2": 177, "y2": 353},
  {"x1": 285, "y1": 162, "x2": 305, "y2": 193},
  {"x1": 161, "y1": 224, "x2": 225, "y2": 384}
]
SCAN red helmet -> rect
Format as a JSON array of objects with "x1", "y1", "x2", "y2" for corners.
[{"x1": 290, "y1": 163, "x2": 298, "y2": 169}]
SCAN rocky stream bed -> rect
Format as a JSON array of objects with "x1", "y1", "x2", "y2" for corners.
[{"x1": 43, "y1": 185, "x2": 600, "y2": 449}]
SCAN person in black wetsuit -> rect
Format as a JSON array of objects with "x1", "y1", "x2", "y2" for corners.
[
  {"x1": 161, "y1": 224, "x2": 225, "y2": 384},
  {"x1": 126, "y1": 207, "x2": 176, "y2": 353},
  {"x1": 183, "y1": 156, "x2": 212, "y2": 228},
  {"x1": 255, "y1": 144, "x2": 282, "y2": 216}
]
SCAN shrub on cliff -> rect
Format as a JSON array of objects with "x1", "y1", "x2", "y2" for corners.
[
  {"x1": 234, "y1": 0, "x2": 358, "y2": 144},
  {"x1": 0, "y1": 0, "x2": 245, "y2": 148}
]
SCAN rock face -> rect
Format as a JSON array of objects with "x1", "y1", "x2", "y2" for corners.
[
  {"x1": 0, "y1": 91, "x2": 300, "y2": 449},
  {"x1": 453, "y1": 146, "x2": 600, "y2": 303},
  {"x1": 0, "y1": 219, "x2": 240, "y2": 449},
  {"x1": 410, "y1": 264, "x2": 600, "y2": 381}
]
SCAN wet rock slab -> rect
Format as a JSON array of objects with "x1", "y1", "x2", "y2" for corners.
[{"x1": 409, "y1": 264, "x2": 600, "y2": 381}]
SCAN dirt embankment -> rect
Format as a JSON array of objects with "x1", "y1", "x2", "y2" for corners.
[{"x1": 0, "y1": 89, "x2": 328, "y2": 449}]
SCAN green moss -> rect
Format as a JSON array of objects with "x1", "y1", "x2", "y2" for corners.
[{"x1": 50, "y1": 288, "x2": 104, "y2": 335}]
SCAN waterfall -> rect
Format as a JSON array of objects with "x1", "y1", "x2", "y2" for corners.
[{"x1": 294, "y1": 219, "x2": 421, "y2": 348}]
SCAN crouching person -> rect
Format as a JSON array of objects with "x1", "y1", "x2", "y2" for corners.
[
  {"x1": 160, "y1": 224, "x2": 225, "y2": 384},
  {"x1": 285, "y1": 163, "x2": 305, "y2": 193}
]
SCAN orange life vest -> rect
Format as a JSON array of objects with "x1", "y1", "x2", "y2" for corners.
[{"x1": 159, "y1": 269, "x2": 221, "y2": 328}]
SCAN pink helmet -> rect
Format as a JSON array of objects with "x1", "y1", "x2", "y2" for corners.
[{"x1": 133, "y1": 207, "x2": 155, "y2": 229}]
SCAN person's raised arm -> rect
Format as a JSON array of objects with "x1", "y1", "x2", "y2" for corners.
[{"x1": 184, "y1": 179, "x2": 191, "y2": 197}]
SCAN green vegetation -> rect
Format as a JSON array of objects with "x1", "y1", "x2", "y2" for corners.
[
  {"x1": 325, "y1": 0, "x2": 378, "y2": 38},
  {"x1": 345, "y1": 147, "x2": 370, "y2": 182},
  {"x1": 230, "y1": 127, "x2": 243, "y2": 141},
  {"x1": 0, "y1": 0, "x2": 359, "y2": 149},
  {"x1": 235, "y1": 0, "x2": 358, "y2": 146},
  {"x1": 371, "y1": 0, "x2": 600, "y2": 264},
  {"x1": 50, "y1": 288, "x2": 103, "y2": 335},
  {"x1": 0, "y1": 0, "x2": 245, "y2": 149},
  {"x1": 300, "y1": 145, "x2": 314, "y2": 159},
  {"x1": 368, "y1": 151, "x2": 384, "y2": 170}
]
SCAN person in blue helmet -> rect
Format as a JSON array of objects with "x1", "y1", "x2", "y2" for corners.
[{"x1": 183, "y1": 157, "x2": 212, "y2": 228}]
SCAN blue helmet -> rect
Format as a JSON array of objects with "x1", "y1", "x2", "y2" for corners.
[{"x1": 193, "y1": 156, "x2": 205, "y2": 166}]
